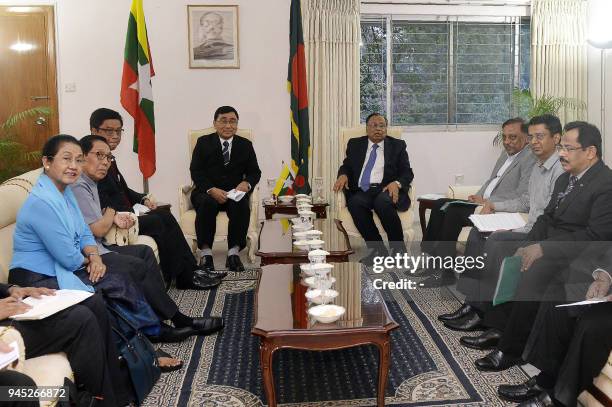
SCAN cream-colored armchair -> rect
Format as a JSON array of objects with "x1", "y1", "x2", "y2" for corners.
[
  {"x1": 335, "y1": 125, "x2": 416, "y2": 244},
  {"x1": 178, "y1": 128, "x2": 259, "y2": 262}
]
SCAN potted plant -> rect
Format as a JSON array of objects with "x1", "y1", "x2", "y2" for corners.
[
  {"x1": 493, "y1": 89, "x2": 586, "y2": 146},
  {"x1": 0, "y1": 107, "x2": 50, "y2": 183}
]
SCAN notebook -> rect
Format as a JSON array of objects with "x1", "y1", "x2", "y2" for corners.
[
  {"x1": 0, "y1": 341, "x2": 19, "y2": 370},
  {"x1": 492, "y1": 256, "x2": 523, "y2": 306},
  {"x1": 469, "y1": 212, "x2": 527, "y2": 232},
  {"x1": 10, "y1": 290, "x2": 94, "y2": 321}
]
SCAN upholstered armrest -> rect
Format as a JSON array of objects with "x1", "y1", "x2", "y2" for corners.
[
  {"x1": 447, "y1": 185, "x2": 481, "y2": 200},
  {"x1": 0, "y1": 327, "x2": 25, "y2": 373},
  {"x1": 179, "y1": 184, "x2": 194, "y2": 216}
]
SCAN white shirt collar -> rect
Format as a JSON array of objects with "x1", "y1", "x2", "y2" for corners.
[
  {"x1": 219, "y1": 136, "x2": 233, "y2": 146},
  {"x1": 367, "y1": 139, "x2": 384, "y2": 151}
]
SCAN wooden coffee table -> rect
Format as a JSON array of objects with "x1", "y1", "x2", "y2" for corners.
[
  {"x1": 263, "y1": 200, "x2": 329, "y2": 219},
  {"x1": 252, "y1": 262, "x2": 399, "y2": 407},
  {"x1": 256, "y1": 218, "x2": 353, "y2": 266}
]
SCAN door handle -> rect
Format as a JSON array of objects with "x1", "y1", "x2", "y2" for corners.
[
  {"x1": 30, "y1": 96, "x2": 50, "y2": 101},
  {"x1": 35, "y1": 116, "x2": 47, "y2": 126}
]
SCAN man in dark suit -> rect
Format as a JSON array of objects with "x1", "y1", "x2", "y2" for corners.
[
  {"x1": 90, "y1": 108, "x2": 223, "y2": 290},
  {"x1": 333, "y1": 113, "x2": 414, "y2": 261},
  {"x1": 495, "y1": 255, "x2": 612, "y2": 407},
  {"x1": 190, "y1": 106, "x2": 261, "y2": 272},
  {"x1": 472, "y1": 121, "x2": 612, "y2": 373}
]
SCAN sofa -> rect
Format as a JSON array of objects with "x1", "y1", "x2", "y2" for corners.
[{"x1": 0, "y1": 168, "x2": 72, "y2": 406}]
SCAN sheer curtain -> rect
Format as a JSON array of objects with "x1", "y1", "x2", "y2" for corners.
[
  {"x1": 302, "y1": 0, "x2": 360, "y2": 210},
  {"x1": 531, "y1": 0, "x2": 587, "y2": 122}
]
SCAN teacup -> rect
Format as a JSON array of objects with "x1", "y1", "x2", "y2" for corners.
[
  {"x1": 293, "y1": 240, "x2": 311, "y2": 251},
  {"x1": 308, "y1": 249, "x2": 329, "y2": 263},
  {"x1": 305, "y1": 288, "x2": 339, "y2": 305},
  {"x1": 305, "y1": 239, "x2": 324, "y2": 249}
]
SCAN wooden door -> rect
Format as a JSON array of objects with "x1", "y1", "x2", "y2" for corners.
[{"x1": 0, "y1": 6, "x2": 58, "y2": 172}]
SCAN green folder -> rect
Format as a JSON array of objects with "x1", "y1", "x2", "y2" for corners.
[{"x1": 492, "y1": 256, "x2": 523, "y2": 306}]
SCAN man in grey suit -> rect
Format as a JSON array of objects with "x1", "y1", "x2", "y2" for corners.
[{"x1": 421, "y1": 118, "x2": 536, "y2": 287}]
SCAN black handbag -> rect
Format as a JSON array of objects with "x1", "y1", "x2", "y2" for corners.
[{"x1": 107, "y1": 305, "x2": 161, "y2": 405}]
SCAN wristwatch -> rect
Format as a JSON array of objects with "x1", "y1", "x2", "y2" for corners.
[{"x1": 394, "y1": 181, "x2": 402, "y2": 188}]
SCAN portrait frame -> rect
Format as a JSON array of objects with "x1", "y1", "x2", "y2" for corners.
[{"x1": 187, "y1": 5, "x2": 239, "y2": 69}]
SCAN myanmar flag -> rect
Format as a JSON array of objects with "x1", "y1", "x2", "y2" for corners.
[
  {"x1": 273, "y1": 162, "x2": 295, "y2": 197},
  {"x1": 287, "y1": 0, "x2": 311, "y2": 194},
  {"x1": 121, "y1": 0, "x2": 156, "y2": 179}
]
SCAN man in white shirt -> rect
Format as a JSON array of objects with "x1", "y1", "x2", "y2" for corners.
[{"x1": 334, "y1": 113, "x2": 414, "y2": 262}]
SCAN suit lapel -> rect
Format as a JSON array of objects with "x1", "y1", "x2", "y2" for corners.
[
  {"x1": 355, "y1": 137, "x2": 369, "y2": 173},
  {"x1": 495, "y1": 147, "x2": 526, "y2": 186},
  {"x1": 555, "y1": 162, "x2": 603, "y2": 215},
  {"x1": 383, "y1": 137, "x2": 391, "y2": 182}
]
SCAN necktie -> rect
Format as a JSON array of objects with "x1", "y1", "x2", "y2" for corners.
[
  {"x1": 359, "y1": 144, "x2": 379, "y2": 191},
  {"x1": 556, "y1": 175, "x2": 578, "y2": 207},
  {"x1": 222, "y1": 141, "x2": 230, "y2": 166}
]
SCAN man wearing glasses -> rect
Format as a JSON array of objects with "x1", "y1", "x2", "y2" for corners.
[
  {"x1": 90, "y1": 108, "x2": 224, "y2": 290},
  {"x1": 465, "y1": 121, "x2": 612, "y2": 375},
  {"x1": 333, "y1": 113, "x2": 414, "y2": 264},
  {"x1": 189, "y1": 106, "x2": 261, "y2": 272}
]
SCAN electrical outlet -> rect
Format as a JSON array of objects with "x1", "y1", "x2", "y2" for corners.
[{"x1": 64, "y1": 83, "x2": 76, "y2": 92}]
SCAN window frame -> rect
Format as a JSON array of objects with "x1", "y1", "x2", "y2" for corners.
[{"x1": 360, "y1": 13, "x2": 529, "y2": 131}]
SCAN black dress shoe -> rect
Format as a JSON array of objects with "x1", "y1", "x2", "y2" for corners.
[
  {"x1": 191, "y1": 316, "x2": 224, "y2": 336},
  {"x1": 421, "y1": 271, "x2": 456, "y2": 288},
  {"x1": 498, "y1": 377, "x2": 546, "y2": 403},
  {"x1": 517, "y1": 391, "x2": 555, "y2": 407},
  {"x1": 194, "y1": 268, "x2": 227, "y2": 280},
  {"x1": 443, "y1": 312, "x2": 484, "y2": 331},
  {"x1": 200, "y1": 255, "x2": 215, "y2": 271},
  {"x1": 226, "y1": 254, "x2": 245, "y2": 272},
  {"x1": 438, "y1": 304, "x2": 474, "y2": 322},
  {"x1": 475, "y1": 349, "x2": 520, "y2": 372},
  {"x1": 149, "y1": 324, "x2": 195, "y2": 343},
  {"x1": 460, "y1": 328, "x2": 502, "y2": 350},
  {"x1": 176, "y1": 274, "x2": 221, "y2": 290}
]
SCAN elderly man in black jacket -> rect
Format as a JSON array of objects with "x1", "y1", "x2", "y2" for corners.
[
  {"x1": 333, "y1": 113, "x2": 414, "y2": 262},
  {"x1": 189, "y1": 106, "x2": 261, "y2": 272},
  {"x1": 90, "y1": 108, "x2": 223, "y2": 289}
]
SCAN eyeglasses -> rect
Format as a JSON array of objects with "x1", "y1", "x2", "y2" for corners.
[
  {"x1": 49, "y1": 156, "x2": 85, "y2": 166},
  {"x1": 97, "y1": 127, "x2": 124, "y2": 137},
  {"x1": 90, "y1": 151, "x2": 115, "y2": 163},
  {"x1": 556, "y1": 144, "x2": 586, "y2": 153},
  {"x1": 216, "y1": 119, "x2": 238, "y2": 126},
  {"x1": 527, "y1": 134, "x2": 548, "y2": 142}
]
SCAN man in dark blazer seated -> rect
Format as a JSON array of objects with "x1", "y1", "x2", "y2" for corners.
[
  {"x1": 90, "y1": 108, "x2": 223, "y2": 290},
  {"x1": 190, "y1": 106, "x2": 261, "y2": 272},
  {"x1": 495, "y1": 253, "x2": 612, "y2": 407},
  {"x1": 333, "y1": 113, "x2": 414, "y2": 262},
  {"x1": 472, "y1": 121, "x2": 612, "y2": 373}
]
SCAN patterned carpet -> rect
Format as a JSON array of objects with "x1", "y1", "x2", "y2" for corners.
[{"x1": 143, "y1": 268, "x2": 526, "y2": 406}]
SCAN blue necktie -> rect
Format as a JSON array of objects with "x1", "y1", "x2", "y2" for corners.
[
  {"x1": 222, "y1": 141, "x2": 230, "y2": 166},
  {"x1": 359, "y1": 144, "x2": 379, "y2": 191}
]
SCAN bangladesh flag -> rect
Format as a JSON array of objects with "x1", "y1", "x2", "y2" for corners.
[
  {"x1": 120, "y1": 0, "x2": 156, "y2": 179},
  {"x1": 287, "y1": 0, "x2": 311, "y2": 194}
]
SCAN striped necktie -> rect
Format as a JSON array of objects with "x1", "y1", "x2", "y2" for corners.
[
  {"x1": 556, "y1": 175, "x2": 578, "y2": 208},
  {"x1": 222, "y1": 141, "x2": 230, "y2": 166}
]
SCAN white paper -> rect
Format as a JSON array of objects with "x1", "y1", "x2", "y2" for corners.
[
  {"x1": 10, "y1": 290, "x2": 94, "y2": 321},
  {"x1": 227, "y1": 189, "x2": 246, "y2": 202},
  {"x1": 418, "y1": 193, "x2": 446, "y2": 200},
  {"x1": 469, "y1": 213, "x2": 527, "y2": 232},
  {"x1": 0, "y1": 341, "x2": 19, "y2": 370},
  {"x1": 132, "y1": 203, "x2": 150, "y2": 216},
  {"x1": 555, "y1": 298, "x2": 609, "y2": 308}
]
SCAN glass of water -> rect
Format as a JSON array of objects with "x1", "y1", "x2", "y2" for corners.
[
  {"x1": 313, "y1": 177, "x2": 324, "y2": 203},
  {"x1": 266, "y1": 178, "x2": 277, "y2": 204}
]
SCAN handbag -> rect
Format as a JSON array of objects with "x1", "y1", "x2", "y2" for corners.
[{"x1": 106, "y1": 305, "x2": 160, "y2": 405}]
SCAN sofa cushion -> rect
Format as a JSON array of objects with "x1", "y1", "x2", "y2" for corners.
[
  {"x1": 179, "y1": 208, "x2": 229, "y2": 241},
  {"x1": 337, "y1": 206, "x2": 415, "y2": 243}
]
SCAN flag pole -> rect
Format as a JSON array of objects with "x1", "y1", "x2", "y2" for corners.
[{"x1": 143, "y1": 177, "x2": 149, "y2": 194}]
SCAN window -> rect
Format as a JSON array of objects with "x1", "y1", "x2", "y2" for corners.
[{"x1": 360, "y1": 17, "x2": 530, "y2": 125}]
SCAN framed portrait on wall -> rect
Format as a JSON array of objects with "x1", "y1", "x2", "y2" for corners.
[{"x1": 188, "y1": 5, "x2": 239, "y2": 69}]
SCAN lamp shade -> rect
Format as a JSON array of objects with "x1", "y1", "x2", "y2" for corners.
[{"x1": 588, "y1": 0, "x2": 612, "y2": 49}]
